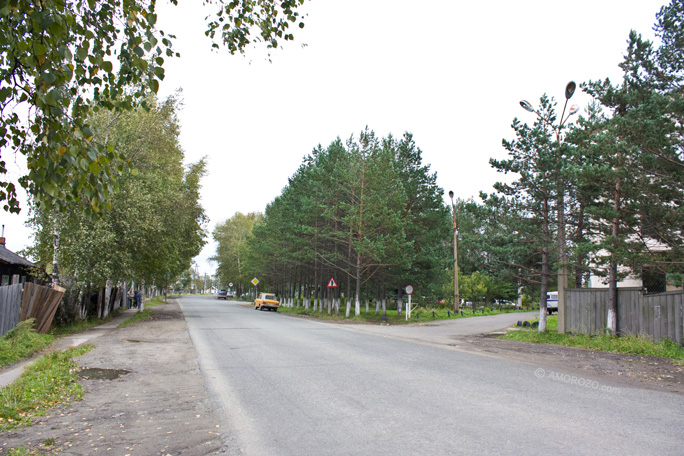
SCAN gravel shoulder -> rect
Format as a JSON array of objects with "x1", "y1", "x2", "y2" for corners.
[
  {"x1": 1, "y1": 300, "x2": 224, "y2": 455},
  {"x1": 448, "y1": 334, "x2": 684, "y2": 395}
]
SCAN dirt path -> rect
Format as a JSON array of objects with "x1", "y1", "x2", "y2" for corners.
[{"x1": 1, "y1": 301, "x2": 225, "y2": 455}]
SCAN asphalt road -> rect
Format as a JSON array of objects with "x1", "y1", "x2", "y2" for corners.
[{"x1": 180, "y1": 295, "x2": 684, "y2": 456}]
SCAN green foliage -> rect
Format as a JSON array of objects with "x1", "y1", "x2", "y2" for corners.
[
  {"x1": 0, "y1": 320, "x2": 54, "y2": 368},
  {"x1": 0, "y1": 0, "x2": 174, "y2": 213},
  {"x1": 27, "y1": 94, "x2": 207, "y2": 290},
  {"x1": 577, "y1": 8, "x2": 684, "y2": 282},
  {"x1": 236, "y1": 129, "x2": 451, "y2": 316},
  {"x1": 459, "y1": 272, "x2": 490, "y2": 305},
  {"x1": 212, "y1": 212, "x2": 263, "y2": 295},
  {"x1": 0, "y1": 0, "x2": 308, "y2": 214},
  {"x1": 204, "y1": 0, "x2": 307, "y2": 55},
  {"x1": 0, "y1": 345, "x2": 92, "y2": 430},
  {"x1": 481, "y1": 1, "x2": 684, "y2": 336}
]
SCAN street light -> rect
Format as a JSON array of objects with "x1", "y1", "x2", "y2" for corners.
[
  {"x1": 448, "y1": 190, "x2": 460, "y2": 313},
  {"x1": 520, "y1": 81, "x2": 579, "y2": 143},
  {"x1": 520, "y1": 81, "x2": 578, "y2": 333}
]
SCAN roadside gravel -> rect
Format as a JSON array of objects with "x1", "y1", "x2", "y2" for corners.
[{"x1": 1, "y1": 300, "x2": 225, "y2": 455}]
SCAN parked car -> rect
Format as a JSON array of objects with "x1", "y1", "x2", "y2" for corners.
[
  {"x1": 217, "y1": 289, "x2": 228, "y2": 300},
  {"x1": 254, "y1": 292, "x2": 279, "y2": 311},
  {"x1": 225, "y1": 290, "x2": 235, "y2": 299}
]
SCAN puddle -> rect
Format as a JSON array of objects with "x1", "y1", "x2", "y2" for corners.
[{"x1": 79, "y1": 367, "x2": 130, "y2": 380}]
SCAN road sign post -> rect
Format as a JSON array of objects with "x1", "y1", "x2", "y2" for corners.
[
  {"x1": 327, "y1": 278, "x2": 338, "y2": 315},
  {"x1": 405, "y1": 285, "x2": 414, "y2": 321},
  {"x1": 252, "y1": 277, "x2": 259, "y2": 298}
]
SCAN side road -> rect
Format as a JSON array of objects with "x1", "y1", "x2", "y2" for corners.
[{"x1": 1, "y1": 300, "x2": 225, "y2": 455}]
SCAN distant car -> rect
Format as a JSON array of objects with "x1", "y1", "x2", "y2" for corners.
[
  {"x1": 254, "y1": 292, "x2": 279, "y2": 311},
  {"x1": 217, "y1": 289, "x2": 228, "y2": 300},
  {"x1": 226, "y1": 291, "x2": 235, "y2": 299}
]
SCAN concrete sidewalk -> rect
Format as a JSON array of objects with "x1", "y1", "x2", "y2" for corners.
[{"x1": 0, "y1": 307, "x2": 142, "y2": 388}]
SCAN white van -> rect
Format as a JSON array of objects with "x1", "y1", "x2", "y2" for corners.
[{"x1": 546, "y1": 291, "x2": 558, "y2": 314}]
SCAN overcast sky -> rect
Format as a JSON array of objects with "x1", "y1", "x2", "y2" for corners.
[{"x1": 2, "y1": 0, "x2": 667, "y2": 277}]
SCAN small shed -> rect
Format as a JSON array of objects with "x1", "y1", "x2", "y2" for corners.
[{"x1": 0, "y1": 236, "x2": 36, "y2": 286}]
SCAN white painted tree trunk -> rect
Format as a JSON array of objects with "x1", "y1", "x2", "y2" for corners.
[
  {"x1": 538, "y1": 306, "x2": 547, "y2": 332},
  {"x1": 607, "y1": 307, "x2": 617, "y2": 335},
  {"x1": 103, "y1": 280, "x2": 112, "y2": 318}
]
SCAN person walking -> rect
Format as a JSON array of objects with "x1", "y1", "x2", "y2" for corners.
[{"x1": 135, "y1": 289, "x2": 142, "y2": 309}]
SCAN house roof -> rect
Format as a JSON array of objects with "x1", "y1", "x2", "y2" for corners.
[{"x1": 0, "y1": 245, "x2": 36, "y2": 268}]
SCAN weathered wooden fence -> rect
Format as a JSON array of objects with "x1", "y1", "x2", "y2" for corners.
[
  {"x1": 566, "y1": 288, "x2": 684, "y2": 345},
  {"x1": 0, "y1": 283, "x2": 24, "y2": 336},
  {"x1": 0, "y1": 283, "x2": 65, "y2": 336},
  {"x1": 20, "y1": 283, "x2": 65, "y2": 334}
]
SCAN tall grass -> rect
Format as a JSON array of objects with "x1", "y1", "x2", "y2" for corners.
[
  {"x1": 503, "y1": 316, "x2": 684, "y2": 361},
  {"x1": 0, "y1": 345, "x2": 93, "y2": 430},
  {"x1": 0, "y1": 320, "x2": 54, "y2": 368}
]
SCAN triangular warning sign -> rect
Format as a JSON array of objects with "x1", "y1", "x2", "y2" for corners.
[{"x1": 327, "y1": 277, "x2": 338, "y2": 288}]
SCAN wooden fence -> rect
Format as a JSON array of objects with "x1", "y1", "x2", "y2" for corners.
[
  {"x1": 0, "y1": 283, "x2": 24, "y2": 336},
  {"x1": 0, "y1": 283, "x2": 65, "y2": 336},
  {"x1": 566, "y1": 288, "x2": 684, "y2": 345}
]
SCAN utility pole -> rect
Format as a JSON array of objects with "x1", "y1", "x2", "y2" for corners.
[
  {"x1": 449, "y1": 191, "x2": 460, "y2": 313},
  {"x1": 520, "y1": 81, "x2": 578, "y2": 333}
]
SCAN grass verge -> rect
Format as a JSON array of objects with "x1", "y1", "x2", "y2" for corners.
[
  {"x1": 50, "y1": 310, "x2": 122, "y2": 338},
  {"x1": 0, "y1": 345, "x2": 93, "y2": 431},
  {"x1": 118, "y1": 295, "x2": 165, "y2": 328},
  {"x1": 274, "y1": 303, "x2": 526, "y2": 324},
  {"x1": 0, "y1": 320, "x2": 54, "y2": 369},
  {"x1": 502, "y1": 315, "x2": 684, "y2": 361}
]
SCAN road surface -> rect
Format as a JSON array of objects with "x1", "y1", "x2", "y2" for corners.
[{"x1": 180, "y1": 295, "x2": 683, "y2": 456}]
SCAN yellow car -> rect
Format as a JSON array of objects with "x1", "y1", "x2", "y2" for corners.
[{"x1": 254, "y1": 293, "x2": 280, "y2": 311}]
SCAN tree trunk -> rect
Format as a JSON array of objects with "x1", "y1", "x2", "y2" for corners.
[
  {"x1": 52, "y1": 210, "x2": 60, "y2": 286},
  {"x1": 607, "y1": 178, "x2": 621, "y2": 335},
  {"x1": 97, "y1": 288, "x2": 104, "y2": 319},
  {"x1": 355, "y1": 253, "x2": 361, "y2": 317}
]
